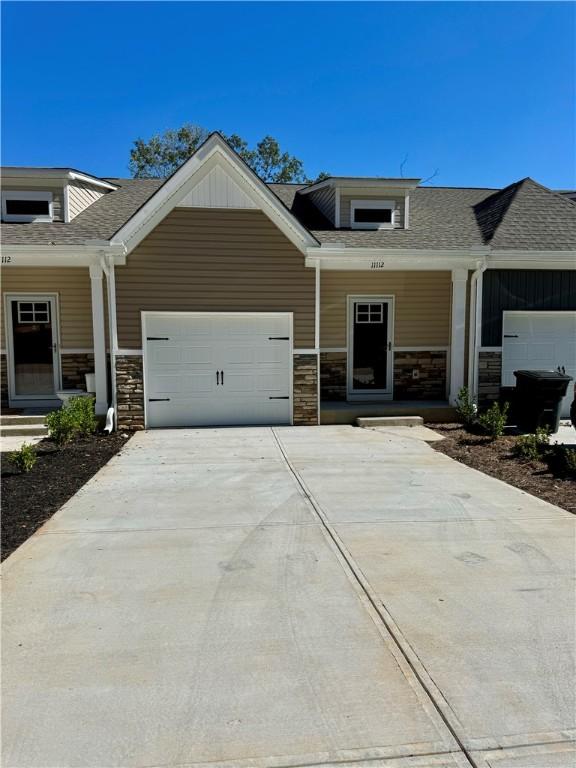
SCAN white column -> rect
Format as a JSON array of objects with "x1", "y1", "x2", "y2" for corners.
[
  {"x1": 89, "y1": 263, "x2": 108, "y2": 415},
  {"x1": 449, "y1": 268, "x2": 468, "y2": 404},
  {"x1": 315, "y1": 260, "x2": 321, "y2": 424}
]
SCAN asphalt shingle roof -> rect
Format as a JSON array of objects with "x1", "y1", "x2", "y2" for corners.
[{"x1": 2, "y1": 174, "x2": 575, "y2": 251}]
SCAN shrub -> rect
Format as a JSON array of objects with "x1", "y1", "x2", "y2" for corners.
[
  {"x1": 45, "y1": 407, "x2": 77, "y2": 445},
  {"x1": 8, "y1": 442, "x2": 37, "y2": 473},
  {"x1": 478, "y1": 401, "x2": 510, "y2": 440},
  {"x1": 455, "y1": 386, "x2": 477, "y2": 426},
  {"x1": 515, "y1": 427, "x2": 550, "y2": 461},
  {"x1": 46, "y1": 396, "x2": 97, "y2": 445},
  {"x1": 66, "y1": 395, "x2": 97, "y2": 437},
  {"x1": 548, "y1": 445, "x2": 576, "y2": 480}
]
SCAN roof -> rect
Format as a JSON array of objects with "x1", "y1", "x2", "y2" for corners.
[
  {"x1": 1, "y1": 179, "x2": 163, "y2": 245},
  {"x1": 2, "y1": 169, "x2": 575, "y2": 252}
]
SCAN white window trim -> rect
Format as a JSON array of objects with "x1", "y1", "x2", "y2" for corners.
[
  {"x1": 350, "y1": 199, "x2": 395, "y2": 230},
  {"x1": 2, "y1": 190, "x2": 54, "y2": 223}
]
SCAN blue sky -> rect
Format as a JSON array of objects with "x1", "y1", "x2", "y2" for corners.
[{"x1": 2, "y1": 1, "x2": 574, "y2": 188}]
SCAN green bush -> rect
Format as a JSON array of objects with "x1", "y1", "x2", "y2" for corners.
[
  {"x1": 66, "y1": 395, "x2": 97, "y2": 437},
  {"x1": 477, "y1": 401, "x2": 510, "y2": 439},
  {"x1": 45, "y1": 407, "x2": 77, "y2": 445},
  {"x1": 455, "y1": 386, "x2": 477, "y2": 426},
  {"x1": 46, "y1": 396, "x2": 97, "y2": 445},
  {"x1": 8, "y1": 442, "x2": 37, "y2": 473},
  {"x1": 514, "y1": 427, "x2": 550, "y2": 461},
  {"x1": 548, "y1": 445, "x2": 576, "y2": 480}
]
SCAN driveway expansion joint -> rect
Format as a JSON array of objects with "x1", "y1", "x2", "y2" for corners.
[{"x1": 270, "y1": 428, "x2": 478, "y2": 768}]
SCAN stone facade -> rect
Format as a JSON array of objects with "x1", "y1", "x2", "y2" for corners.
[
  {"x1": 393, "y1": 351, "x2": 447, "y2": 400},
  {"x1": 320, "y1": 352, "x2": 347, "y2": 401},
  {"x1": 478, "y1": 350, "x2": 502, "y2": 406},
  {"x1": 60, "y1": 353, "x2": 95, "y2": 390},
  {"x1": 293, "y1": 354, "x2": 318, "y2": 425},
  {"x1": 1, "y1": 354, "x2": 7, "y2": 406},
  {"x1": 116, "y1": 355, "x2": 145, "y2": 430}
]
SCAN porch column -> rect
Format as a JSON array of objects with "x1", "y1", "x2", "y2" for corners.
[
  {"x1": 449, "y1": 268, "x2": 468, "y2": 404},
  {"x1": 89, "y1": 263, "x2": 108, "y2": 415}
]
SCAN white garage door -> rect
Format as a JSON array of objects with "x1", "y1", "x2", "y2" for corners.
[
  {"x1": 502, "y1": 311, "x2": 576, "y2": 418},
  {"x1": 143, "y1": 312, "x2": 292, "y2": 428}
]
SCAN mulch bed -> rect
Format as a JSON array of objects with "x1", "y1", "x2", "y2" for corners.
[
  {"x1": 428, "y1": 424, "x2": 575, "y2": 515},
  {"x1": 1, "y1": 433, "x2": 132, "y2": 562}
]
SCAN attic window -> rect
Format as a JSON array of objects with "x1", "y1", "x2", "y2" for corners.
[
  {"x1": 2, "y1": 191, "x2": 53, "y2": 222},
  {"x1": 351, "y1": 199, "x2": 394, "y2": 230}
]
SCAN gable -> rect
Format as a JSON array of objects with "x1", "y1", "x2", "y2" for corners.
[{"x1": 111, "y1": 133, "x2": 317, "y2": 255}]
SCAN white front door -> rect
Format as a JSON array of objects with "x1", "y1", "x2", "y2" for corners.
[
  {"x1": 502, "y1": 311, "x2": 576, "y2": 418},
  {"x1": 347, "y1": 296, "x2": 394, "y2": 400},
  {"x1": 143, "y1": 312, "x2": 292, "y2": 428},
  {"x1": 5, "y1": 294, "x2": 60, "y2": 405}
]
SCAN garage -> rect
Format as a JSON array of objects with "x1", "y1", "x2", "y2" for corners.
[
  {"x1": 143, "y1": 312, "x2": 292, "y2": 428},
  {"x1": 501, "y1": 311, "x2": 576, "y2": 418}
]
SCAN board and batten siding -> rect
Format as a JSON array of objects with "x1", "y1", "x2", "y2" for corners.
[
  {"x1": 321, "y1": 270, "x2": 451, "y2": 348},
  {"x1": 339, "y1": 194, "x2": 405, "y2": 229},
  {"x1": 67, "y1": 181, "x2": 106, "y2": 220},
  {"x1": 1, "y1": 268, "x2": 94, "y2": 349},
  {"x1": 481, "y1": 269, "x2": 576, "y2": 347},
  {"x1": 115, "y1": 208, "x2": 316, "y2": 349},
  {"x1": 308, "y1": 186, "x2": 336, "y2": 224}
]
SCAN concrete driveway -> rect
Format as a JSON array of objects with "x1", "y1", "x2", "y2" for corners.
[{"x1": 2, "y1": 426, "x2": 574, "y2": 768}]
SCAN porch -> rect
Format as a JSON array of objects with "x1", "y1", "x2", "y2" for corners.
[{"x1": 321, "y1": 399, "x2": 455, "y2": 425}]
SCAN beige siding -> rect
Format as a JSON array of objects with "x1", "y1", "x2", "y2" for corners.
[
  {"x1": 309, "y1": 186, "x2": 336, "y2": 224},
  {"x1": 1, "y1": 268, "x2": 93, "y2": 348},
  {"x1": 320, "y1": 270, "x2": 451, "y2": 348},
  {"x1": 67, "y1": 181, "x2": 105, "y2": 220},
  {"x1": 115, "y1": 208, "x2": 316, "y2": 348},
  {"x1": 340, "y1": 194, "x2": 405, "y2": 229}
]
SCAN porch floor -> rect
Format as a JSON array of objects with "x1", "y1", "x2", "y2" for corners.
[{"x1": 321, "y1": 399, "x2": 455, "y2": 425}]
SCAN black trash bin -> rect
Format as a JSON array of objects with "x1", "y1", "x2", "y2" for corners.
[{"x1": 513, "y1": 370, "x2": 572, "y2": 433}]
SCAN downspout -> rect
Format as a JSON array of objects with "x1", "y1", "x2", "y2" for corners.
[
  {"x1": 467, "y1": 259, "x2": 487, "y2": 402},
  {"x1": 100, "y1": 253, "x2": 120, "y2": 430}
]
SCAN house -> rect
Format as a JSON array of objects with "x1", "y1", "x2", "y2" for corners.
[{"x1": 2, "y1": 133, "x2": 575, "y2": 429}]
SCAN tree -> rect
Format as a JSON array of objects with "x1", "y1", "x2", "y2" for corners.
[{"x1": 128, "y1": 124, "x2": 320, "y2": 183}]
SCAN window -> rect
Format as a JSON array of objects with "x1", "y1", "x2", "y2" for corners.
[
  {"x1": 355, "y1": 302, "x2": 384, "y2": 323},
  {"x1": 2, "y1": 191, "x2": 53, "y2": 222},
  {"x1": 350, "y1": 199, "x2": 395, "y2": 230},
  {"x1": 17, "y1": 301, "x2": 50, "y2": 324}
]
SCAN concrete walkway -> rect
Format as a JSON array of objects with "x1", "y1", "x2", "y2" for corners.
[{"x1": 2, "y1": 426, "x2": 574, "y2": 768}]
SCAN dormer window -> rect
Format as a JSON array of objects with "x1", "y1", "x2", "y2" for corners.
[
  {"x1": 351, "y1": 200, "x2": 395, "y2": 230},
  {"x1": 2, "y1": 191, "x2": 53, "y2": 222}
]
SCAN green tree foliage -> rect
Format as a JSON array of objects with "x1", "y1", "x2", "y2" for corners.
[{"x1": 129, "y1": 124, "x2": 323, "y2": 183}]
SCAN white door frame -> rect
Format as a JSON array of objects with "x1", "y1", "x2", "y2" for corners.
[
  {"x1": 4, "y1": 292, "x2": 62, "y2": 406},
  {"x1": 141, "y1": 311, "x2": 294, "y2": 428},
  {"x1": 347, "y1": 295, "x2": 395, "y2": 401}
]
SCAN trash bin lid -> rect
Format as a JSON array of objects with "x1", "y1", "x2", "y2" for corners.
[{"x1": 514, "y1": 369, "x2": 573, "y2": 381}]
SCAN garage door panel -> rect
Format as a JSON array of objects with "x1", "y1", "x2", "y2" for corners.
[
  {"x1": 502, "y1": 312, "x2": 576, "y2": 418},
  {"x1": 144, "y1": 313, "x2": 293, "y2": 428}
]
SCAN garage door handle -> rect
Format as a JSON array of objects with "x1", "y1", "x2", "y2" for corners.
[
  {"x1": 269, "y1": 396, "x2": 289, "y2": 399},
  {"x1": 504, "y1": 334, "x2": 519, "y2": 338},
  {"x1": 149, "y1": 398, "x2": 170, "y2": 402},
  {"x1": 268, "y1": 336, "x2": 289, "y2": 341},
  {"x1": 147, "y1": 337, "x2": 170, "y2": 341}
]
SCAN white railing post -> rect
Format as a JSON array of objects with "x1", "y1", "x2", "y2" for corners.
[
  {"x1": 89, "y1": 262, "x2": 108, "y2": 415},
  {"x1": 449, "y1": 268, "x2": 468, "y2": 405}
]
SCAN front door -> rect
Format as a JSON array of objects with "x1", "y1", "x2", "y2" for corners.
[
  {"x1": 348, "y1": 296, "x2": 394, "y2": 400},
  {"x1": 6, "y1": 295, "x2": 60, "y2": 403}
]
